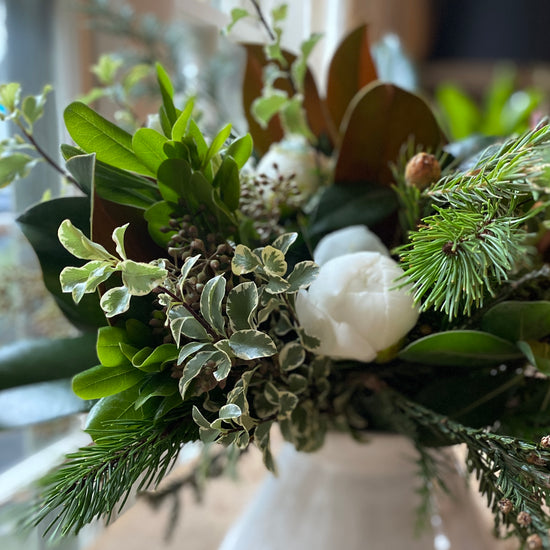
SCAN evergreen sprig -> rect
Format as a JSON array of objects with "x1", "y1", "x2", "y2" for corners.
[
  {"x1": 25, "y1": 411, "x2": 198, "y2": 538},
  {"x1": 398, "y1": 122, "x2": 550, "y2": 319},
  {"x1": 390, "y1": 391, "x2": 550, "y2": 547}
]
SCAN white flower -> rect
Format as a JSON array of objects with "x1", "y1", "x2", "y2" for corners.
[
  {"x1": 256, "y1": 134, "x2": 332, "y2": 196},
  {"x1": 296, "y1": 251, "x2": 418, "y2": 362},
  {"x1": 314, "y1": 225, "x2": 389, "y2": 266}
]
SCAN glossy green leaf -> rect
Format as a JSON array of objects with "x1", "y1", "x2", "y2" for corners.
[
  {"x1": 399, "y1": 330, "x2": 523, "y2": 367},
  {"x1": 187, "y1": 119, "x2": 208, "y2": 161},
  {"x1": 482, "y1": 301, "x2": 550, "y2": 342},
  {"x1": 72, "y1": 363, "x2": 145, "y2": 399},
  {"x1": 132, "y1": 128, "x2": 168, "y2": 174},
  {"x1": 156, "y1": 63, "x2": 178, "y2": 127},
  {"x1": 309, "y1": 182, "x2": 398, "y2": 237},
  {"x1": 326, "y1": 25, "x2": 377, "y2": 132},
  {"x1": 517, "y1": 341, "x2": 550, "y2": 376},
  {"x1": 157, "y1": 158, "x2": 192, "y2": 204},
  {"x1": 85, "y1": 384, "x2": 159, "y2": 434},
  {"x1": 64, "y1": 101, "x2": 153, "y2": 176},
  {"x1": 131, "y1": 344, "x2": 178, "y2": 373},
  {"x1": 335, "y1": 82, "x2": 445, "y2": 185},
  {"x1": 203, "y1": 123, "x2": 232, "y2": 169},
  {"x1": 200, "y1": 274, "x2": 227, "y2": 336},
  {"x1": 229, "y1": 330, "x2": 277, "y2": 360},
  {"x1": 97, "y1": 326, "x2": 131, "y2": 367},
  {"x1": 144, "y1": 201, "x2": 178, "y2": 247},
  {"x1": 65, "y1": 153, "x2": 95, "y2": 195},
  {"x1": 0, "y1": 333, "x2": 98, "y2": 390},
  {"x1": 225, "y1": 134, "x2": 253, "y2": 169},
  {"x1": 171, "y1": 99, "x2": 194, "y2": 141},
  {"x1": 62, "y1": 145, "x2": 160, "y2": 209},
  {"x1": 213, "y1": 156, "x2": 240, "y2": 211},
  {"x1": 226, "y1": 281, "x2": 258, "y2": 331}
]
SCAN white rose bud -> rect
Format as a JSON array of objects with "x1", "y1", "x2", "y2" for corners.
[
  {"x1": 296, "y1": 251, "x2": 419, "y2": 362},
  {"x1": 314, "y1": 225, "x2": 389, "y2": 266},
  {"x1": 256, "y1": 134, "x2": 332, "y2": 196}
]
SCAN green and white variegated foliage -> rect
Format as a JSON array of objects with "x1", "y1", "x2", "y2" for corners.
[
  {"x1": 58, "y1": 219, "x2": 168, "y2": 317},
  {"x1": 160, "y1": 232, "x2": 322, "y2": 464}
]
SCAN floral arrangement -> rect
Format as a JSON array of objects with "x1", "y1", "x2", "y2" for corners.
[{"x1": 4, "y1": 3, "x2": 550, "y2": 549}]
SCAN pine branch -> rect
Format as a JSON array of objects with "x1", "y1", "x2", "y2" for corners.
[
  {"x1": 25, "y1": 411, "x2": 198, "y2": 539},
  {"x1": 397, "y1": 122, "x2": 550, "y2": 319},
  {"x1": 389, "y1": 390, "x2": 550, "y2": 548}
]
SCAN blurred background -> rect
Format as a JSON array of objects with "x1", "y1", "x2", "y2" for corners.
[{"x1": 0, "y1": 0, "x2": 549, "y2": 548}]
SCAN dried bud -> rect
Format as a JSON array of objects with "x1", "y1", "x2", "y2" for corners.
[
  {"x1": 541, "y1": 435, "x2": 550, "y2": 448},
  {"x1": 527, "y1": 453, "x2": 547, "y2": 466},
  {"x1": 526, "y1": 534, "x2": 543, "y2": 549},
  {"x1": 498, "y1": 498, "x2": 513, "y2": 515},
  {"x1": 405, "y1": 152, "x2": 441, "y2": 190},
  {"x1": 517, "y1": 511, "x2": 532, "y2": 527}
]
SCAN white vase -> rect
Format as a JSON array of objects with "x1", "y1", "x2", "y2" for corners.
[{"x1": 219, "y1": 433, "x2": 515, "y2": 550}]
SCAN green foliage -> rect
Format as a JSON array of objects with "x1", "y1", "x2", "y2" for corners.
[{"x1": 436, "y1": 66, "x2": 543, "y2": 140}]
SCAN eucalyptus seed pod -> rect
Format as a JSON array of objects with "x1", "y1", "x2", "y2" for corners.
[
  {"x1": 517, "y1": 511, "x2": 532, "y2": 527},
  {"x1": 405, "y1": 152, "x2": 441, "y2": 189},
  {"x1": 526, "y1": 534, "x2": 543, "y2": 549}
]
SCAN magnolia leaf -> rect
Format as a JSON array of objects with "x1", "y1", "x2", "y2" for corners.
[
  {"x1": 219, "y1": 404, "x2": 242, "y2": 421},
  {"x1": 65, "y1": 152, "x2": 95, "y2": 195},
  {"x1": 279, "y1": 341, "x2": 306, "y2": 371},
  {"x1": 169, "y1": 305, "x2": 212, "y2": 344},
  {"x1": 232, "y1": 244, "x2": 261, "y2": 275},
  {"x1": 120, "y1": 259, "x2": 167, "y2": 295},
  {"x1": 265, "y1": 275, "x2": 291, "y2": 294},
  {"x1": 287, "y1": 261, "x2": 319, "y2": 292},
  {"x1": 131, "y1": 344, "x2": 178, "y2": 373},
  {"x1": 199, "y1": 274, "x2": 227, "y2": 336},
  {"x1": 336, "y1": 82, "x2": 445, "y2": 185},
  {"x1": 58, "y1": 219, "x2": 114, "y2": 261},
  {"x1": 399, "y1": 330, "x2": 523, "y2": 367},
  {"x1": 272, "y1": 233, "x2": 297, "y2": 255},
  {"x1": 262, "y1": 245, "x2": 287, "y2": 277},
  {"x1": 64, "y1": 101, "x2": 153, "y2": 176},
  {"x1": 326, "y1": 25, "x2": 377, "y2": 132},
  {"x1": 60, "y1": 260, "x2": 115, "y2": 303},
  {"x1": 112, "y1": 223, "x2": 129, "y2": 260},
  {"x1": 97, "y1": 326, "x2": 131, "y2": 367},
  {"x1": 72, "y1": 364, "x2": 145, "y2": 399},
  {"x1": 100, "y1": 286, "x2": 132, "y2": 317},
  {"x1": 482, "y1": 301, "x2": 550, "y2": 342},
  {"x1": 229, "y1": 330, "x2": 277, "y2": 360},
  {"x1": 132, "y1": 128, "x2": 168, "y2": 174},
  {"x1": 226, "y1": 281, "x2": 258, "y2": 331}
]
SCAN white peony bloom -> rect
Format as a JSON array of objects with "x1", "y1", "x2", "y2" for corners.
[
  {"x1": 314, "y1": 225, "x2": 389, "y2": 266},
  {"x1": 256, "y1": 134, "x2": 332, "y2": 196},
  {"x1": 296, "y1": 251, "x2": 419, "y2": 362}
]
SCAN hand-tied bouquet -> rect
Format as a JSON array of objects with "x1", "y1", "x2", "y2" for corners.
[{"x1": 4, "y1": 3, "x2": 550, "y2": 549}]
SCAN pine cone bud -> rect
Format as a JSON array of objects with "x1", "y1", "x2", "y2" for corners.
[
  {"x1": 526, "y1": 534, "x2": 543, "y2": 549},
  {"x1": 405, "y1": 152, "x2": 441, "y2": 190},
  {"x1": 517, "y1": 511, "x2": 532, "y2": 527},
  {"x1": 541, "y1": 435, "x2": 550, "y2": 448},
  {"x1": 498, "y1": 498, "x2": 513, "y2": 514}
]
